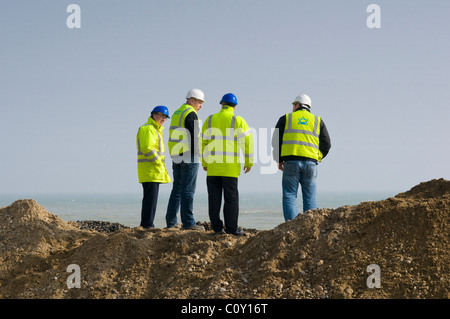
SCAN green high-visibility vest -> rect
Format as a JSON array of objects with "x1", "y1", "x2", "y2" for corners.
[
  {"x1": 201, "y1": 106, "x2": 254, "y2": 177},
  {"x1": 281, "y1": 109, "x2": 323, "y2": 162},
  {"x1": 136, "y1": 116, "x2": 171, "y2": 183},
  {"x1": 168, "y1": 104, "x2": 197, "y2": 157}
]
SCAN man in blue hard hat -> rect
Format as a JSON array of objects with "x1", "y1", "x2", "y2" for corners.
[
  {"x1": 201, "y1": 93, "x2": 254, "y2": 236},
  {"x1": 136, "y1": 105, "x2": 171, "y2": 228}
]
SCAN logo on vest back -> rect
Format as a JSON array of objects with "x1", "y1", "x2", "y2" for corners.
[{"x1": 298, "y1": 117, "x2": 309, "y2": 125}]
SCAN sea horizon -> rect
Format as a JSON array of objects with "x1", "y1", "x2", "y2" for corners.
[{"x1": 0, "y1": 190, "x2": 399, "y2": 231}]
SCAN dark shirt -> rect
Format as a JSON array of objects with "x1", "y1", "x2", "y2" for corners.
[
  {"x1": 182, "y1": 111, "x2": 199, "y2": 161},
  {"x1": 272, "y1": 107, "x2": 331, "y2": 164}
]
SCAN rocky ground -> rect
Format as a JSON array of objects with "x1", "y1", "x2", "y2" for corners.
[{"x1": 0, "y1": 179, "x2": 448, "y2": 299}]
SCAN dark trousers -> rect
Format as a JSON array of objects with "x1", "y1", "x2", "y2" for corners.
[
  {"x1": 165, "y1": 162, "x2": 200, "y2": 228},
  {"x1": 206, "y1": 176, "x2": 239, "y2": 234},
  {"x1": 141, "y1": 182, "x2": 160, "y2": 228}
]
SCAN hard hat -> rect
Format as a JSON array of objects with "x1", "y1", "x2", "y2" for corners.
[
  {"x1": 220, "y1": 93, "x2": 238, "y2": 106},
  {"x1": 292, "y1": 94, "x2": 311, "y2": 108},
  {"x1": 152, "y1": 105, "x2": 170, "y2": 118},
  {"x1": 186, "y1": 88, "x2": 205, "y2": 102}
]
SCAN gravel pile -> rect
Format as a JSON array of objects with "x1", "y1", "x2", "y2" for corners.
[
  {"x1": 73, "y1": 220, "x2": 255, "y2": 234},
  {"x1": 75, "y1": 220, "x2": 130, "y2": 233}
]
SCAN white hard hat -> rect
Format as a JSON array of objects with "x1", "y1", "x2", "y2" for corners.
[
  {"x1": 186, "y1": 88, "x2": 205, "y2": 102},
  {"x1": 292, "y1": 94, "x2": 311, "y2": 108}
]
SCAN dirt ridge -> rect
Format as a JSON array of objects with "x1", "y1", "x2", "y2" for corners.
[{"x1": 0, "y1": 178, "x2": 448, "y2": 299}]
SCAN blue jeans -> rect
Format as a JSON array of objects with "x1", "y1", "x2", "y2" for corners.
[
  {"x1": 282, "y1": 160, "x2": 318, "y2": 221},
  {"x1": 165, "y1": 161, "x2": 199, "y2": 228}
]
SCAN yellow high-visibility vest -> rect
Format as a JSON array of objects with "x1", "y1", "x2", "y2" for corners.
[
  {"x1": 281, "y1": 109, "x2": 323, "y2": 162},
  {"x1": 201, "y1": 106, "x2": 254, "y2": 177},
  {"x1": 168, "y1": 104, "x2": 198, "y2": 157},
  {"x1": 136, "y1": 116, "x2": 171, "y2": 183}
]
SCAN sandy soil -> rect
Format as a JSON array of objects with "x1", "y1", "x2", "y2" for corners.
[{"x1": 0, "y1": 179, "x2": 448, "y2": 299}]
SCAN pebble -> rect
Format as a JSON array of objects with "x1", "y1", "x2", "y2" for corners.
[
  {"x1": 224, "y1": 241, "x2": 233, "y2": 248},
  {"x1": 344, "y1": 287, "x2": 353, "y2": 295},
  {"x1": 314, "y1": 285, "x2": 324, "y2": 293}
]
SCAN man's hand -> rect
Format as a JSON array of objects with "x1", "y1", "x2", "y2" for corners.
[
  {"x1": 243, "y1": 166, "x2": 251, "y2": 174},
  {"x1": 278, "y1": 162, "x2": 284, "y2": 171}
]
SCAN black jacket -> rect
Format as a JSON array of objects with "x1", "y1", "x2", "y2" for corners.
[{"x1": 182, "y1": 111, "x2": 199, "y2": 161}]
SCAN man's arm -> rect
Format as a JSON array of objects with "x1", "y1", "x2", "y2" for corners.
[
  {"x1": 319, "y1": 120, "x2": 331, "y2": 159},
  {"x1": 184, "y1": 111, "x2": 199, "y2": 158},
  {"x1": 272, "y1": 115, "x2": 286, "y2": 164}
]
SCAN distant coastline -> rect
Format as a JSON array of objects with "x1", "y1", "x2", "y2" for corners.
[{"x1": 0, "y1": 190, "x2": 398, "y2": 230}]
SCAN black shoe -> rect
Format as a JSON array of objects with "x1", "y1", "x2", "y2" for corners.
[
  {"x1": 228, "y1": 228, "x2": 244, "y2": 236},
  {"x1": 214, "y1": 229, "x2": 225, "y2": 234},
  {"x1": 182, "y1": 224, "x2": 205, "y2": 231},
  {"x1": 139, "y1": 225, "x2": 154, "y2": 230}
]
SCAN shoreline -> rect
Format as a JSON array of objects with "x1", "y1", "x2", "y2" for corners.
[{"x1": 0, "y1": 190, "x2": 398, "y2": 231}]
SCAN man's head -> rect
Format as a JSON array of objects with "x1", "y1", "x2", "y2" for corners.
[
  {"x1": 220, "y1": 93, "x2": 238, "y2": 108},
  {"x1": 186, "y1": 88, "x2": 205, "y2": 112},
  {"x1": 292, "y1": 94, "x2": 311, "y2": 111},
  {"x1": 151, "y1": 105, "x2": 170, "y2": 126}
]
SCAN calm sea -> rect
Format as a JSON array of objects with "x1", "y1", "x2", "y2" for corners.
[{"x1": 0, "y1": 191, "x2": 396, "y2": 230}]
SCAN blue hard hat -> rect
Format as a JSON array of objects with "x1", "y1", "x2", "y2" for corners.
[
  {"x1": 152, "y1": 105, "x2": 170, "y2": 118},
  {"x1": 220, "y1": 93, "x2": 238, "y2": 106}
]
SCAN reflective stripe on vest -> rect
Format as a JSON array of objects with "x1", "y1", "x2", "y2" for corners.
[
  {"x1": 281, "y1": 111, "x2": 321, "y2": 160},
  {"x1": 202, "y1": 113, "x2": 236, "y2": 160},
  {"x1": 168, "y1": 105, "x2": 196, "y2": 156},
  {"x1": 202, "y1": 112, "x2": 254, "y2": 163},
  {"x1": 137, "y1": 125, "x2": 164, "y2": 163}
]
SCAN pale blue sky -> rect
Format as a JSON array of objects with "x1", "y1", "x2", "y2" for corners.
[{"x1": 1, "y1": 0, "x2": 449, "y2": 195}]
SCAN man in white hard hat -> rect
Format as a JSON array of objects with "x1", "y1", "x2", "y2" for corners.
[
  {"x1": 272, "y1": 93, "x2": 331, "y2": 221},
  {"x1": 166, "y1": 89, "x2": 205, "y2": 230}
]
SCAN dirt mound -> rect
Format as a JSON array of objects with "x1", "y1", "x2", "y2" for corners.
[
  {"x1": 0, "y1": 179, "x2": 448, "y2": 299},
  {"x1": 395, "y1": 178, "x2": 450, "y2": 199}
]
